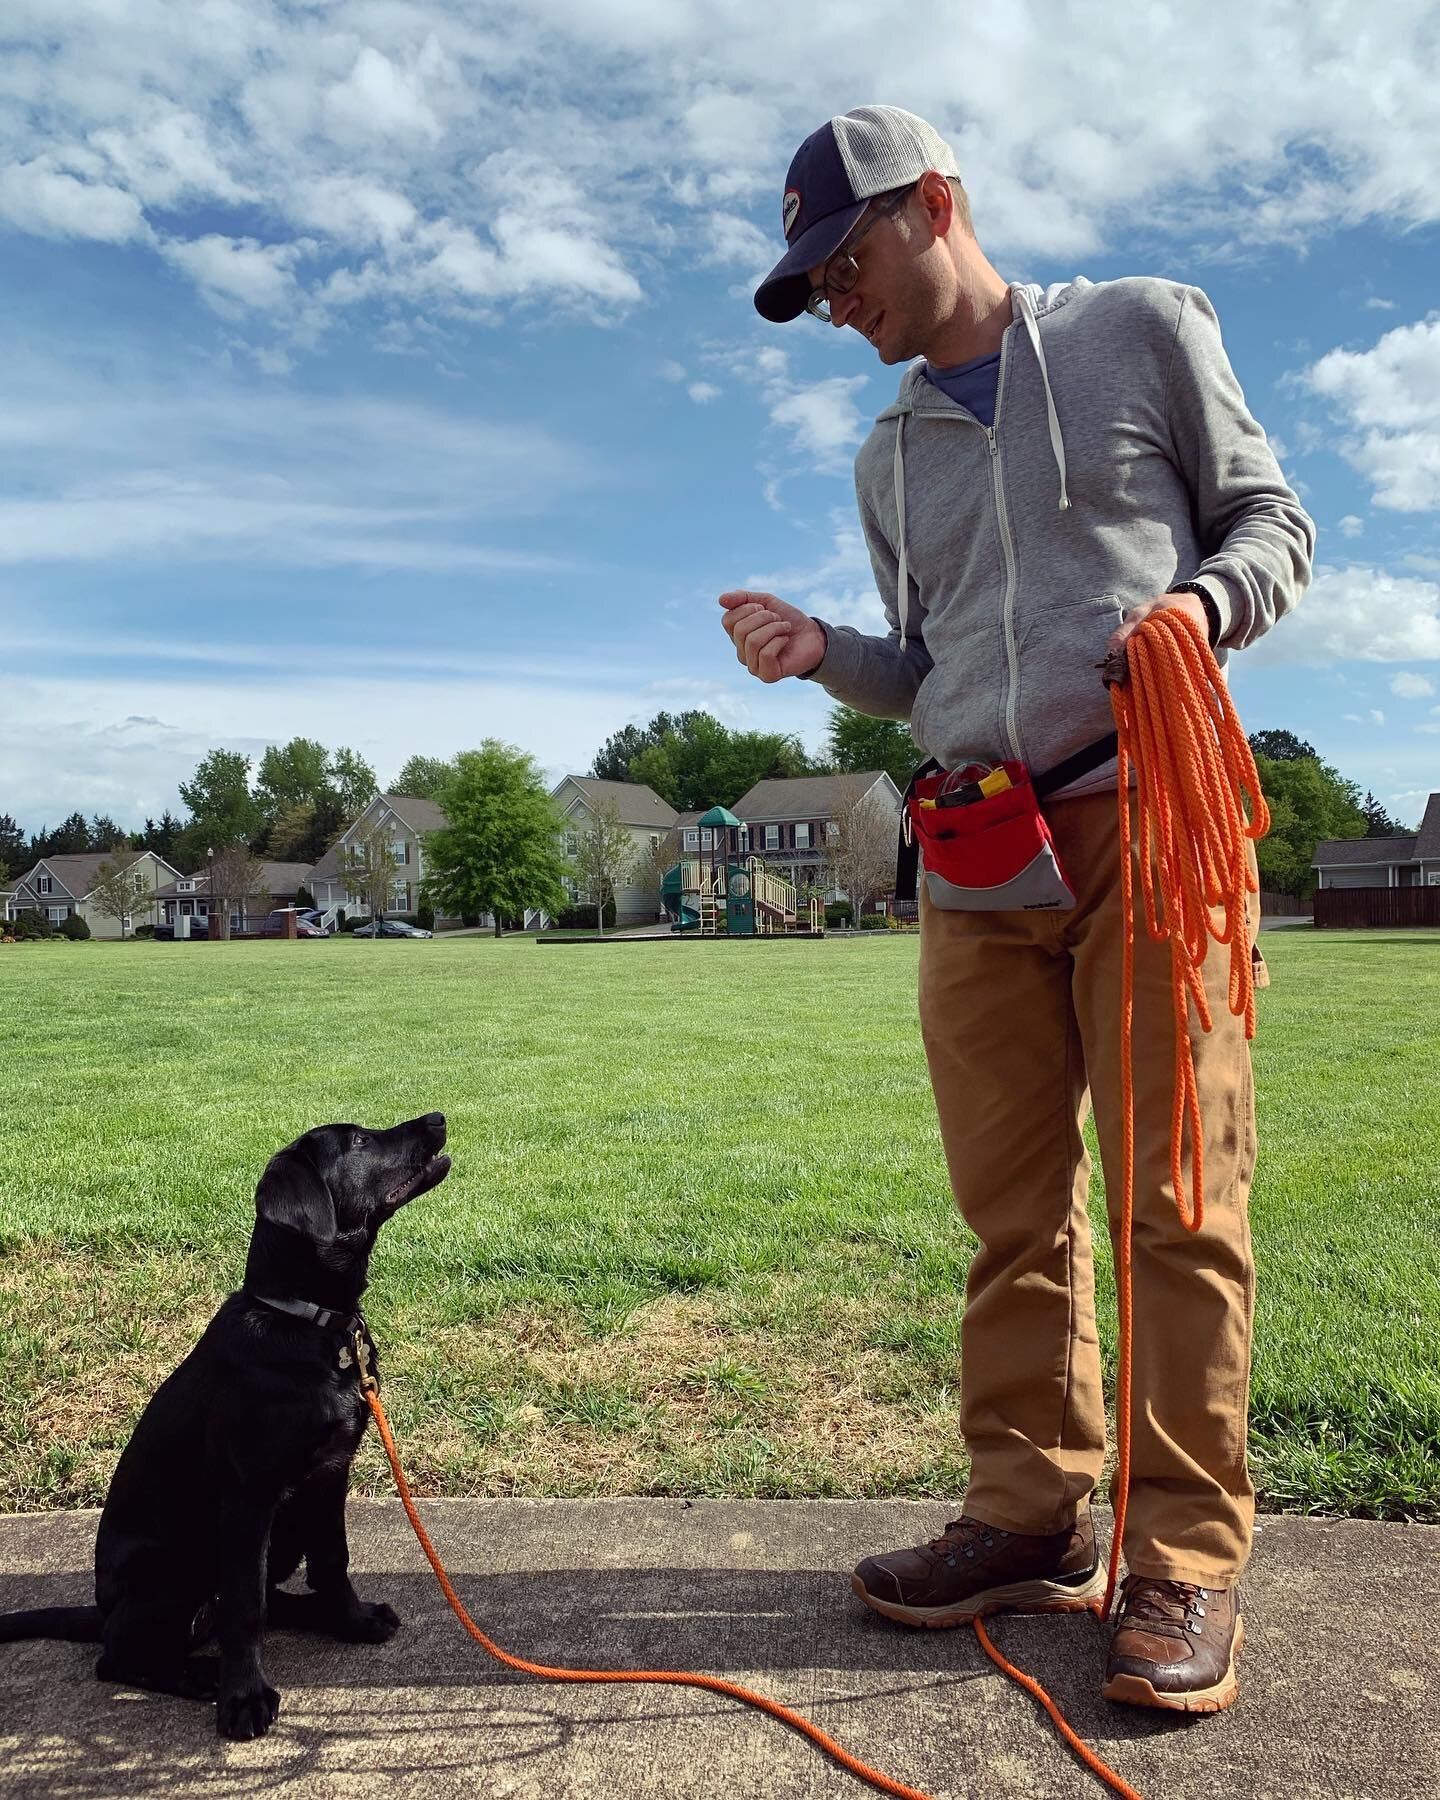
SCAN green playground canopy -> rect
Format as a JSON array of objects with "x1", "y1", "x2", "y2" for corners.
[{"x1": 696, "y1": 805, "x2": 743, "y2": 827}]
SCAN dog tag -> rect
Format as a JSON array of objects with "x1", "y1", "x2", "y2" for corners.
[{"x1": 338, "y1": 1344, "x2": 354, "y2": 1370}]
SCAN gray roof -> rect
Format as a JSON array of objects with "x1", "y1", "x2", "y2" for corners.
[
  {"x1": 15, "y1": 851, "x2": 176, "y2": 900},
  {"x1": 1415, "y1": 793, "x2": 1440, "y2": 860},
  {"x1": 1312, "y1": 834, "x2": 1418, "y2": 867},
  {"x1": 153, "y1": 860, "x2": 312, "y2": 900},
  {"x1": 730, "y1": 771, "x2": 897, "y2": 822},
  {"x1": 556, "y1": 777, "x2": 678, "y2": 829},
  {"x1": 380, "y1": 794, "x2": 449, "y2": 835}
]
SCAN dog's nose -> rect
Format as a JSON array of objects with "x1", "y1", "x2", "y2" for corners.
[{"x1": 422, "y1": 1112, "x2": 445, "y2": 1131}]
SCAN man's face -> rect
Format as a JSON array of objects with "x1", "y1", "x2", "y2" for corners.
[{"x1": 805, "y1": 181, "x2": 951, "y2": 365}]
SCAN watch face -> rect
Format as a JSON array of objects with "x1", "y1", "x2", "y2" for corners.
[{"x1": 729, "y1": 871, "x2": 750, "y2": 897}]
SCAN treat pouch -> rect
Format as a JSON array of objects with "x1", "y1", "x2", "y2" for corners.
[{"x1": 905, "y1": 759, "x2": 1077, "y2": 912}]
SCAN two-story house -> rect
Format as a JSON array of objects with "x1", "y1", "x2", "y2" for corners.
[
  {"x1": 309, "y1": 794, "x2": 461, "y2": 925},
  {"x1": 551, "y1": 776, "x2": 679, "y2": 926},
  {"x1": 724, "y1": 771, "x2": 903, "y2": 901},
  {"x1": 6, "y1": 851, "x2": 183, "y2": 938}
]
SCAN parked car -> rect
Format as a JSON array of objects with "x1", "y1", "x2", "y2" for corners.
[
  {"x1": 296, "y1": 908, "x2": 336, "y2": 936},
  {"x1": 352, "y1": 920, "x2": 433, "y2": 938},
  {"x1": 260, "y1": 909, "x2": 323, "y2": 937},
  {"x1": 153, "y1": 916, "x2": 210, "y2": 941}
]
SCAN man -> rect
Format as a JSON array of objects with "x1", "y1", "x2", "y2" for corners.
[{"x1": 719, "y1": 105, "x2": 1312, "y2": 1712}]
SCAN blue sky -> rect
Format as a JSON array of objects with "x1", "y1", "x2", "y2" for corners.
[{"x1": 4, "y1": 0, "x2": 1439, "y2": 835}]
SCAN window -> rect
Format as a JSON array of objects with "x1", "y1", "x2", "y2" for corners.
[
  {"x1": 650, "y1": 833, "x2": 661, "y2": 848},
  {"x1": 48, "y1": 906, "x2": 67, "y2": 923},
  {"x1": 682, "y1": 828, "x2": 698, "y2": 851},
  {"x1": 392, "y1": 838, "x2": 409, "y2": 864},
  {"x1": 38, "y1": 875, "x2": 52, "y2": 895},
  {"x1": 701, "y1": 828, "x2": 714, "y2": 850},
  {"x1": 391, "y1": 883, "x2": 410, "y2": 912},
  {"x1": 794, "y1": 823, "x2": 811, "y2": 849},
  {"x1": 826, "y1": 820, "x2": 839, "y2": 843},
  {"x1": 764, "y1": 825, "x2": 779, "y2": 850},
  {"x1": 178, "y1": 879, "x2": 194, "y2": 893},
  {"x1": 563, "y1": 830, "x2": 579, "y2": 857}
]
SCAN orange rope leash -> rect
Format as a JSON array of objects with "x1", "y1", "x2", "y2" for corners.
[
  {"x1": 1102, "y1": 606, "x2": 1268, "y2": 1616},
  {"x1": 360, "y1": 609, "x2": 1263, "y2": 1800}
]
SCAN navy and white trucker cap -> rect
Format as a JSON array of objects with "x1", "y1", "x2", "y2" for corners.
[{"x1": 754, "y1": 105, "x2": 961, "y2": 324}]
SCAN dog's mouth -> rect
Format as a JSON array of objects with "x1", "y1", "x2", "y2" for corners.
[{"x1": 384, "y1": 1153, "x2": 451, "y2": 1208}]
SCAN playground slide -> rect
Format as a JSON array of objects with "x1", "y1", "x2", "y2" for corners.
[{"x1": 672, "y1": 902, "x2": 701, "y2": 933}]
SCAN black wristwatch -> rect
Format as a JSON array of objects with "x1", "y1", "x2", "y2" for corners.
[{"x1": 1167, "y1": 581, "x2": 1222, "y2": 647}]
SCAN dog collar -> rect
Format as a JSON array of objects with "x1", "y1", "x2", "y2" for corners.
[{"x1": 247, "y1": 1291, "x2": 357, "y2": 1332}]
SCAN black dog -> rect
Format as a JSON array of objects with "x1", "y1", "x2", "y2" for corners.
[{"x1": 0, "y1": 1112, "x2": 450, "y2": 1739}]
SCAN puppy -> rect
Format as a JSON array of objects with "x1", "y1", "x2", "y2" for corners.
[{"x1": 0, "y1": 1112, "x2": 450, "y2": 1739}]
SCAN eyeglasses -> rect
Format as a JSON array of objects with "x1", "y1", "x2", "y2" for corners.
[{"x1": 804, "y1": 185, "x2": 914, "y2": 323}]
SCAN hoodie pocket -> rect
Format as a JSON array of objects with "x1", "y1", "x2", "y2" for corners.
[{"x1": 1016, "y1": 592, "x2": 1126, "y2": 771}]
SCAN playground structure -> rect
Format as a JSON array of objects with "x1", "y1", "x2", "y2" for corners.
[{"x1": 660, "y1": 806, "x2": 823, "y2": 937}]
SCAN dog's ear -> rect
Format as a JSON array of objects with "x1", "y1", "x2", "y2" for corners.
[{"x1": 255, "y1": 1147, "x2": 336, "y2": 1243}]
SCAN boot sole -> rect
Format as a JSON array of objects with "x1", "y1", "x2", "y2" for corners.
[
  {"x1": 851, "y1": 1563, "x2": 1107, "y2": 1629},
  {"x1": 1102, "y1": 1614, "x2": 1245, "y2": 1713}
]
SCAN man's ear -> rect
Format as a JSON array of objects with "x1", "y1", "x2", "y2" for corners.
[{"x1": 255, "y1": 1147, "x2": 336, "y2": 1243}]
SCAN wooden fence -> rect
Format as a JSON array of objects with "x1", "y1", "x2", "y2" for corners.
[
  {"x1": 1313, "y1": 886, "x2": 1440, "y2": 929},
  {"x1": 1258, "y1": 889, "x2": 1311, "y2": 917}
]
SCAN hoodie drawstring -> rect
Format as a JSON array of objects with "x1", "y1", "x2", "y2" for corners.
[
  {"x1": 1013, "y1": 285, "x2": 1071, "y2": 511},
  {"x1": 889, "y1": 286, "x2": 1071, "y2": 653}
]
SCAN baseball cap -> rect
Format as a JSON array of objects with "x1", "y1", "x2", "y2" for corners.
[{"x1": 754, "y1": 105, "x2": 961, "y2": 324}]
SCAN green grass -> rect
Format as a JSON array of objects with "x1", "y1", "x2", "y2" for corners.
[{"x1": 1, "y1": 930, "x2": 1436, "y2": 1520}]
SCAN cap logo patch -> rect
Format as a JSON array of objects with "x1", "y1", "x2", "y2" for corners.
[{"x1": 782, "y1": 188, "x2": 801, "y2": 238}]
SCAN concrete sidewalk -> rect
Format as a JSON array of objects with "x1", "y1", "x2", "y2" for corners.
[{"x1": 1, "y1": 1501, "x2": 1435, "y2": 1799}]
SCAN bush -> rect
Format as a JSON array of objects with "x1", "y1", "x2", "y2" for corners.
[
  {"x1": 296, "y1": 884, "x2": 315, "y2": 909},
  {"x1": 416, "y1": 900, "x2": 435, "y2": 932},
  {"x1": 336, "y1": 908, "x2": 347, "y2": 930},
  {"x1": 11, "y1": 909, "x2": 55, "y2": 940},
  {"x1": 60, "y1": 914, "x2": 92, "y2": 940},
  {"x1": 858, "y1": 913, "x2": 887, "y2": 930},
  {"x1": 554, "y1": 898, "x2": 616, "y2": 930},
  {"x1": 825, "y1": 902, "x2": 853, "y2": 928}
]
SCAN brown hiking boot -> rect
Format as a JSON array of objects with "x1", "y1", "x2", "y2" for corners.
[
  {"x1": 851, "y1": 1512, "x2": 1104, "y2": 1628},
  {"x1": 1102, "y1": 1575, "x2": 1244, "y2": 1713}
]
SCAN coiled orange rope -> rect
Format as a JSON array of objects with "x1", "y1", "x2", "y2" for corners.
[
  {"x1": 1102, "y1": 605, "x2": 1268, "y2": 1616},
  {"x1": 360, "y1": 606, "x2": 1263, "y2": 1800}
]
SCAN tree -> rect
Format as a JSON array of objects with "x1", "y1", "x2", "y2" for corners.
[
  {"x1": 1252, "y1": 754, "x2": 1366, "y2": 896},
  {"x1": 824, "y1": 705, "x2": 918, "y2": 791},
  {"x1": 424, "y1": 741, "x2": 568, "y2": 936},
  {"x1": 177, "y1": 750, "x2": 262, "y2": 866},
  {"x1": 340, "y1": 829, "x2": 403, "y2": 930},
  {"x1": 87, "y1": 851, "x2": 156, "y2": 939},
  {"x1": 88, "y1": 813, "x2": 128, "y2": 851},
  {"x1": 1248, "y1": 728, "x2": 1319, "y2": 764},
  {"x1": 616, "y1": 711, "x2": 817, "y2": 811},
  {"x1": 0, "y1": 814, "x2": 26, "y2": 879},
  {"x1": 392, "y1": 755, "x2": 455, "y2": 802},
  {"x1": 1362, "y1": 791, "x2": 1409, "y2": 837},
  {"x1": 327, "y1": 746, "x2": 378, "y2": 820},
  {"x1": 267, "y1": 800, "x2": 321, "y2": 863},
  {"x1": 44, "y1": 812, "x2": 92, "y2": 857},
  {"x1": 572, "y1": 801, "x2": 639, "y2": 936},
  {"x1": 821, "y1": 788, "x2": 899, "y2": 919},
  {"x1": 140, "y1": 811, "x2": 182, "y2": 860},
  {"x1": 206, "y1": 845, "x2": 272, "y2": 937},
  {"x1": 590, "y1": 713, "x2": 699, "y2": 782}
]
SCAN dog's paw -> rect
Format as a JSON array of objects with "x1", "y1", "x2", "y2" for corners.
[
  {"x1": 216, "y1": 1681, "x2": 281, "y2": 1740},
  {"x1": 339, "y1": 1600, "x2": 401, "y2": 1644}
]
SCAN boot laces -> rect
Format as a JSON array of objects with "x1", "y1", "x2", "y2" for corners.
[
  {"x1": 926, "y1": 1515, "x2": 1004, "y2": 1559},
  {"x1": 1117, "y1": 1575, "x2": 1206, "y2": 1639}
]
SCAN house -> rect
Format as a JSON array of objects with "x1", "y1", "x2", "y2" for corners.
[
  {"x1": 152, "y1": 861, "x2": 314, "y2": 935},
  {"x1": 309, "y1": 794, "x2": 463, "y2": 925},
  {"x1": 551, "y1": 776, "x2": 678, "y2": 925},
  {"x1": 725, "y1": 771, "x2": 903, "y2": 898},
  {"x1": 1313, "y1": 793, "x2": 1440, "y2": 889},
  {"x1": 6, "y1": 851, "x2": 183, "y2": 938}
]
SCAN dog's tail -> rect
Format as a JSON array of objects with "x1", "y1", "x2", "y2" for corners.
[{"x1": 0, "y1": 1606, "x2": 103, "y2": 1643}]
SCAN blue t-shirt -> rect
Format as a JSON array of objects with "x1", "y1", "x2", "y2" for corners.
[{"x1": 923, "y1": 349, "x2": 1002, "y2": 428}]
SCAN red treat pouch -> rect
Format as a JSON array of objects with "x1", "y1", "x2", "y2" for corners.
[{"x1": 906, "y1": 760, "x2": 1077, "y2": 912}]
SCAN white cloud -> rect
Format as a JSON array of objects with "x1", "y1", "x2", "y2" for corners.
[
  {"x1": 769, "y1": 377, "x2": 869, "y2": 466},
  {"x1": 161, "y1": 234, "x2": 308, "y2": 313},
  {"x1": 1242, "y1": 563, "x2": 1440, "y2": 667},
  {"x1": 1337, "y1": 514, "x2": 1364, "y2": 537},
  {"x1": 0, "y1": 155, "x2": 148, "y2": 242},
  {"x1": 1391, "y1": 671, "x2": 1436, "y2": 699},
  {"x1": 5, "y1": 1, "x2": 1440, "y2": 336},
  {"x1": 1303, "y1": 315, "x2": 1440, "y2": 511},
  {"x1": 1364, "y1": 297, "x2": 1397, "y2": 311},
  {"x1": 687, "y1": 382, "x2": 721, "y2": 404},
  {"x1": 744, "y1": 507, "x2": 887, "y2": 633}
]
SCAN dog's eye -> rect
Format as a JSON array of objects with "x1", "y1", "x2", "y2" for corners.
[{"x1": 350, "y1": 1132, "x2": 369, "y2": 1151}]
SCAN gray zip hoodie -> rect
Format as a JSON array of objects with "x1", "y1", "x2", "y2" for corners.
[{"x1": 806, "y1": 276, "x2": 1315, "y2": 795}]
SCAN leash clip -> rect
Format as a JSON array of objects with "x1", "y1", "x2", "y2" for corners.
[{"x1": 352, "y1": 1326, "x2": 378, "y2": 1396}]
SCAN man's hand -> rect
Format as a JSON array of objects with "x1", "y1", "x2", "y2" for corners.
[
  {"x1": 718, "y1": 590, "x2": 827, "y2": 684},
  {"x1": 1105, "y1": 591, "x2": 1211, "y2": 659}
]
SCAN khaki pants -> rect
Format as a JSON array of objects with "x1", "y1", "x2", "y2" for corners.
[{"x1": 918, "y1": 790, "x2": 1262, "y2": 1584}]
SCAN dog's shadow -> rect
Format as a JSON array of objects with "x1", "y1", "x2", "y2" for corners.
[{"x1": 0, "y1": 1564, "x2": 1209, "y2": 1798}]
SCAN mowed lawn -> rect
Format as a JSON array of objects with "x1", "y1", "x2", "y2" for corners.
[{"x1": 2, "y1": 930, "x2": 1437, "y2": 1521}]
